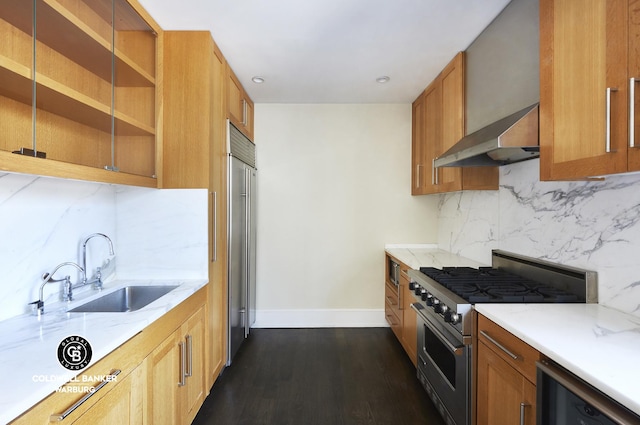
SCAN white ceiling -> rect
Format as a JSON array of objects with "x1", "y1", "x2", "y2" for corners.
[{"x1": 138, "y1": 0, "x2": 512, "y2": 104}]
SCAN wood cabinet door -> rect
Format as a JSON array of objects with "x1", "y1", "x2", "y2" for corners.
[
  {"x1": 149, "y1": 330, "x2": 181, "y2": 425},
  {"x1": 628, "y1": 0, "x2": 640, "y2": 171},
  {"x1": 227, "y1": 68, "x2": 244, "y2": 126},
  {"x1": 411, "y1": 91, "x2": 428, "y2": 194},
  {"x1": 437, "y1": 52, "x2": 464, "y2": 192},
  {"x1": 477, "y1": 340, "x2": 536, "y2": 425},
  {"x1": 540, "y1": 0, "x2": 628, "y2": 180},
  {"x1": 72, "y1": 363, "x2": 146, "y2": 425},
  {"x1": 183, "y1": 306, "x2": 207, "y2": 425},
  {"x1": 400, "y1": 270, "x2": 417, "y2": 366}
]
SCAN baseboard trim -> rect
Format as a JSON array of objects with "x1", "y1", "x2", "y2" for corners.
[{"x1": 253, "y1": 309, "x2": 388, "y2": 328}]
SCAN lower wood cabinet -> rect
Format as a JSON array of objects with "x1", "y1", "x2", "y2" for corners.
[
  {"x1": 476, "y1": 314, "x2": 539, "y2": 425},
  {"x1": 71, "y1": 362, "x2": 146, "y2": 425},
  {"x1": 384, "y1": 254, "x2": 417, "y2": 366},
  {"x1": 150, "y1": 305, "x2": 206, "y2": 425},
  {"x1": 10, "y1": 288, "x2": 208, "y2": 425}
]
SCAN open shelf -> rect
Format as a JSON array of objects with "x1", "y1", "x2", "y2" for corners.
[
  {"x1": 0, "y1": 54, "x2": 154, "y2": 136},
  {"x1": 0, "y1": 0, "x2": 154, "y2": 88}
]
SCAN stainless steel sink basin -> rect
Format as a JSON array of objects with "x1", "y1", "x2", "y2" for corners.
[{"x1": 68, "y1": 285, "x2": 179, "y2": 313}]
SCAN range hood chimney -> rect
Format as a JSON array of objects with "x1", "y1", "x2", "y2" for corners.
[{"x1": 434, "y1": 103, "x2": 539, "y2": 168}]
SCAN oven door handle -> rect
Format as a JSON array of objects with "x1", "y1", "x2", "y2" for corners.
[{"x1": 411, "y1": 303, "x2": 464, "y2": 355}]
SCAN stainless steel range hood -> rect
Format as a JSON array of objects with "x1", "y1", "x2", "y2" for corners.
[{"x1": 434, "y1": 103, "x2": 539, "y2": 168}]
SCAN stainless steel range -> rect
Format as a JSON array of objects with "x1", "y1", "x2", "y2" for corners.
[{"x1": 407, "y1": 250, "x2": 597, "y2": 425}]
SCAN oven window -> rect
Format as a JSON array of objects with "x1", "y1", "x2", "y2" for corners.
[{"x1": 423, "y1": 323, "x2": 456, "y2": 387}]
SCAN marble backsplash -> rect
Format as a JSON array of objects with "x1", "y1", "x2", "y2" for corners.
[
  {"x1": 438, "y1": 158, "x2": 640, "y2": 317},
  {"x1": 0, "y1": 172, "x2": 207, "y2": 322}
]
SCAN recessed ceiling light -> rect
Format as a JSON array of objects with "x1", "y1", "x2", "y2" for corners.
[
  {"x1": 376, "y1": 76, "x2": 390, "y2": 84},
  {"x1": 252, "y1": 76, "x2": 265, "y2": 84}
]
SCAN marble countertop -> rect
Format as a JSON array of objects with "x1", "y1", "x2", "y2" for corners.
[
  {"x1": 475, "y1": 303, "x2": 640, "y2": 417},
  {"x1": 0, "y1": 278, "x2": 208, "y2": 424},
  {"x1": 384, "y1": 244, "x2": 487, "y2": 269}
]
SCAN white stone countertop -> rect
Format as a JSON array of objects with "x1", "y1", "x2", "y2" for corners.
[
  {"x1": 475, "y1": 303, "x2": 640, "y2": 417},
  {"x1": 384, "y1": 244, "x2": 488, "y2": 269},
  {"x1": 0, "y1": 278, "x2": 208, "y2": 424}
]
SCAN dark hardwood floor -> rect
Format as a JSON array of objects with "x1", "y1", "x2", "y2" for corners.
[{"x1": 193, "y1": 328, "x2": 446, "y2": 425}]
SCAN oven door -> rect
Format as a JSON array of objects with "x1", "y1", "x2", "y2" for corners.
[
  {"x1": 412, "y1": 303, "x2": 470, "y2": 425},
  {"x1": 537, "y1": 360, "x2": 640, "y2": 425}
]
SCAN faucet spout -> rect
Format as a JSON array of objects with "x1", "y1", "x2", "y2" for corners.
[
  {"x1": 82, "y1": 233, "x2": 115, "y2": 288},
  {"x1": 33, "y1": 261, "x2": 85, "y2": 315}
]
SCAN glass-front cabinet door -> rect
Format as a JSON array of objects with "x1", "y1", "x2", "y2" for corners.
[
  {"x1": 0, "y1": 0, "x2": 35, "y2": 156},
  {"x1": 0, "y1": 0, "x2": 157, "y2": 183}
]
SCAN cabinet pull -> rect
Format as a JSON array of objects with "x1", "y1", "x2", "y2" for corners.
[
  {"x1": 432, "y1": 159, "x2": 439, "y2": 185},
  {"x1": 211, "y1": 191, "x2": 217, "y2": 262},
  {"x1": 416, "y1": 164, "x2": 423, "y2": 188},
  {"x1": 520, "y1": 402, "x2": 529, "y2": 425},
  {"x1": 631, "y1": 78, "x2": 639, "y2": 148},
  {"x1": 385, "y1": 295, "x2": 397, "y2": 306},
  {"x1": 479, "y1": 330, "x2": 519, "y2": 360},
  {"x1": 242, "y1": 99, "x2": 247, "y2": 126},
  {"x1": 185, "y1": 335, "x2": 193, "y2": 377},
  {"x1": 606, "y1": 87, "x2": 618, "y2": 153},
  {"x1": 178, "y1": 341, "x2": 186, "y2": 387},
  {"x1": 50, "y1": 369, "x2": 121, "y2": 421}
]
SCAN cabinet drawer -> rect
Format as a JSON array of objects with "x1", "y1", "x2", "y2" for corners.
[
  {"x1": 477, "y1": 314, "x2": 540, "y2": 383},
  {"x1": 384, "y1": 281, "x2": 400, "y2": 313}
]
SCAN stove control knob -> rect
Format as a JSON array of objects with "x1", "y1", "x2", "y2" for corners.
[
  {"x1": 409, "y1": 281, "x2": 416, "y2": 290},
  {"x1": 440, "y1": 305, "x2": 449, "y2": 315},
  {"x1": 421, "y1": 290, "x2": 429, "y2": 301},
  {"x1": 432, "y1": 298, "x2": 442, "y2": 313},
  {"x1": 414, "y1": 285, "x2": 422, "y2": 296},
  {"x1": 425, "y1": 293, "x2": 434, "y2": 306},
  {"x1": 444, "y1": 310, "x2": 458, "y2": 323}
]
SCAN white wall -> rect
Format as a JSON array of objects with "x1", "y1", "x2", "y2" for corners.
[{"x1": 254, "y1": 104, "x2": 439, "y2": 327}]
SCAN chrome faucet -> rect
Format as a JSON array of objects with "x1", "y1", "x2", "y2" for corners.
[
  {"x1": 31, "y1": 262, "x2": 85, "y2": 316},
  {"x1": 81, "y1": 233, "x2": 115, "y2": 290}
]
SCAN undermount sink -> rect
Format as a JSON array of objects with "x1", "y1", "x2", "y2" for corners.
[{"x1": 68, "y1": 285, "x2": 179, "y2": 313}]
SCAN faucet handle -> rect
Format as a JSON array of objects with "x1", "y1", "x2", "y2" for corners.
[{"x1": 29, "y1": 299, "x2": 44, "y2": 316}]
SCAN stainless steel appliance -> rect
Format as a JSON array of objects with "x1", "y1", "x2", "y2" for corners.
[
  {"x1": 537, "y1": 360, "x2": 640, "y2": 425},
  {"x1": 408, "y1": 250, "x2": 597, "y2": 425},
  {"x1": 227, "y1": 121, "x2": 257, "y2": 365}
]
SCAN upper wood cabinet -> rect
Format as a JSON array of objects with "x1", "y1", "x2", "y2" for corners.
[
  {"x1": 540, "y1": 0, "x2": 640, "y2": 179},
  {"x1": 227, "y1": 66, "x2": 254, "y2": 140},
  {"x1": 0, "y1": 0, "x2": 160, "y2": 187},
  {"x1": 411, "y1": 52, "x2": 497, "y2": 195}
]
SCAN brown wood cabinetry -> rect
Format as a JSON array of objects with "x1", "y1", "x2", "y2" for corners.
[
  {"x1": 0, "y1": 0, "x2": 160, "y2": 187},
  {"x1": 162, "y1": 31, "x2": 228, "y2": 389},
  {"x1": 476, "y1": 314, "x2": 539, "y2": 425},
  {"x1": 540, "y1": 0, "x2": 640, "y2": 180},
  {"x1": 150, "y1": 305, "x2": 206, "y2": 425},
  {"x1": 385, "y1": 254, "x2": 417, "y2": 365},
  {"x1": 227, "y1": 66, "x2": 254, "y2": 140},
  {"x1": 411, "y1": 52, "x2": 497, "y2": 195}
]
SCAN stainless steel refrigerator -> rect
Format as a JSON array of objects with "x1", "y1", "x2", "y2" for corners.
[{"x1": 227, "y1": 121, "x2": 257, "y2": 365}]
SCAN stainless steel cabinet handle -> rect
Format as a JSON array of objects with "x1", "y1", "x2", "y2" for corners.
[
  {"x1": 432, "y1": 159, "x2": 439, "y2": 185},
  {"x1": 185, "y1": 335, "x2": 193, "y2": 377},
  {"x1": 242, "y1": 99, "x2": 247, "y2": 125},
  {"x1": 50, "y1": 369, "x2": 121, "y2": 421},
  {"x1": 178, "y1": 341, "x2": 186, "y2": 387},
  {"x1": 212, "y1": 191, "x2": 217, "y2": 262},
  {"x1": 606, "y1": 87, "x2": 618, "y2": 153},
  {"x1": 480, "y1": 330, "x2": 519, "y2": 360},
  {"x1": 416, "y1": 164, "x2": 423, "y2": 188},
  {"x1": 631, "y1": 78, "x2": 638, "y2": 148},
  {"x1": 520, "y1": 402, "x2": 529, "y2": 425}
]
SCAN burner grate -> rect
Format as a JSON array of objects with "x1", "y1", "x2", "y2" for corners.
[{"x1": 418, "y1": 266, "x2": 580, "y2": 303}]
